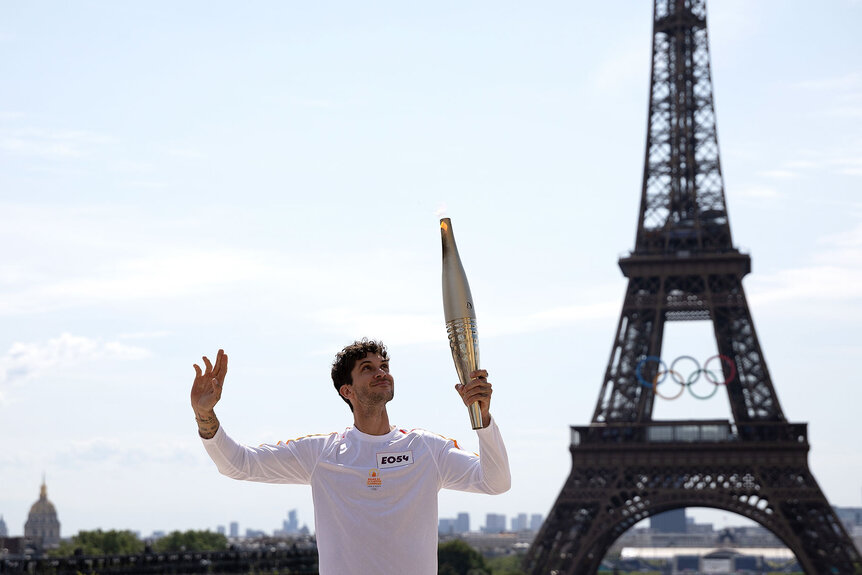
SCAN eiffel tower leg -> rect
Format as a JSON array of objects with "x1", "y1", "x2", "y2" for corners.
[
  {"x1": 593, "y1": 279, "x2": 665, "y2": 424},
  {"x1": 525, "y1": 428, "x2": 862, "y2": 575},
  {"x1": 522, "y1": 465, "x2": 612, "y2": 575},
  {"x1": 709, "y1": 273, "x2": 784, "y2": 425}
]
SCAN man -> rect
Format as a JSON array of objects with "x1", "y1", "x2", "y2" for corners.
[{"x1": 191, "y1": 339, "x2": 510, "y2": 575}]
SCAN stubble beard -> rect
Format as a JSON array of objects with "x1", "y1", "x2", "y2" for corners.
[
  {"x1": 370, "y1": 386, "x2": 394, "y2": 405},
  {"x1": 356, "y1": 381, "x2": 394, "y2": 410}
]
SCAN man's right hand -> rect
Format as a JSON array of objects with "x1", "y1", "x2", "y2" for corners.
[{"x1": 191, "y1": 349, "x2": 228, "y2": 438}]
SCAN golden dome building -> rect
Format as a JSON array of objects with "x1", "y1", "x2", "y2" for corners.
[{"x1": 24, "y1": 479, "x2": 61, "y2": 547}]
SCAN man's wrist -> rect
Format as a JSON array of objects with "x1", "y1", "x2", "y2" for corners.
[{"x1": 195, "y1": 410, "x2": 220, "y2": 439}]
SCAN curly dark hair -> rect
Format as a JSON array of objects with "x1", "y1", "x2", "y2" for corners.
[{"x1": 331, "y1": 338, "x2": 389, "y2": 411}]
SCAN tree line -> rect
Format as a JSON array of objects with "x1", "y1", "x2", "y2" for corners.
[
  {"x1": 45, "y1": 531, "x2": 529, "y2": 574},
  {"x1": 48, "y1": 529, "x2": 228, "y2": 557}
]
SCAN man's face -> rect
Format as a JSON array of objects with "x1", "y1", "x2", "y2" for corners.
[{"x1": 342, "y1": 352, "x2": 394, "y2": 409}]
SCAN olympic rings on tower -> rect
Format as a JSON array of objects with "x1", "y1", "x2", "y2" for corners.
[{"x1": 634, "y1": 355, "x2": 737, "y2": 401}]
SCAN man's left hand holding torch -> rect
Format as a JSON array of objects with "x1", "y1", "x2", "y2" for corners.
[{"x1": 455, "y1": 369, "x2": 493, "y2": 428}]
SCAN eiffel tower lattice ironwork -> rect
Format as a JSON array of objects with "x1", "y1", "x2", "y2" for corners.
[{"x1": 524, "y1": 1, "x2": 861, "y2": 574}]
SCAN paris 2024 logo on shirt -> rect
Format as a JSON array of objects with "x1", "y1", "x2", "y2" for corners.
[{"x1": 366, "y1": 470, "x2": 383, "y2": 490}]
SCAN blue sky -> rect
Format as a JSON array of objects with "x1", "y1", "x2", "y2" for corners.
[{"x1": 1, "y1": 0, "x2": 861, "y2": 538}]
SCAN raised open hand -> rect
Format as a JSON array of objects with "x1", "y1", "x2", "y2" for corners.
[{"x1": 191, "y1": 349, "x2": 228, "y2": 415}]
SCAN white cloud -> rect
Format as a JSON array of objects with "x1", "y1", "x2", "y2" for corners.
[
  {"x1": 0, "y1": 201, "x2": 432, "y2": 317},
  {"x1": 765, "y1": 147, "x2": 862, "y2": 178},
  {"x1": 747, "y1": 222, "x2": 862, "y2": 310},
  {"x1": 0, "y1": 333, "x2": 150, "y2": 387},
  {"x1": 734, "y1": 184, "x2": 780, "y2": 199},
  {"x1": 165, "y1": 147, "x2": 206, "y2": 160},
  {"x1": 0, "y1": 248, "x2": 283, "y2": 315},
  {"x1": 757, "y1": 169, "x2": 797, "y2": 180},
  {"x1": 53, "y1": 436, "x2": 199, "y2": 467},
  {"x1": 118, "y1": 331, "x2": 172, "y2": 340},
  {"x1": 820, "y1": 223, "x2": 862, "y2": 246},
  {"x1": 792, "y1": 72, "x2": 862, "y2": 120},
  {"x1": 315, "y1": 309, "x2": 441, "y2": 345},
  {"x1": 314, "y1": 300, "x2": 619, "y2": 346},
  {"x1": 299, "y1": 98, "x2": 340, "y2": 109},
  {"x1": 708, "y1": 0, "x2": 762, "y2": 47},
  {"x1": 793, "y1": 71, "x2": 862, "y2": 92},
  {"x1": 816, "y1": 222, "x2": 862, "y2": 264},
  {"x1": 0, "y1": 127, "x2": 112, "y2": 159},
  {"x1": 1, "y1": 135, "x2": 80, "y2": 158},
  {"x1": 591, "y1": 44, "x2": 649, "y2": 94},
  {"x1": 831, "y1": 105, "x2": 862, "y2": 120},
  {"x1": 483, "y1": 300, "x2": 619, "y2": 336},
  {"x1": 835, "y1": 156, "x2": 862, "y2": 176},
  {"x1": 748, "y1": 265, "x2": 862, "y2": 307},
  {"x1": 785, "y1": 160, "x2": 820, "y2": 170},
  {"x1": 122, "y1": 180, "x2": 172, "y2": 189}
]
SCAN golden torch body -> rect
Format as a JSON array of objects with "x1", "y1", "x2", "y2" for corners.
[{"x1": 440, "y1": 218, "x2": 484, "y2": 430}]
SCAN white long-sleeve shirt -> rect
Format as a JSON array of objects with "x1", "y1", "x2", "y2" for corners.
[{"x1": 201, "y1": 417, "x2": 511, "y2": 575}]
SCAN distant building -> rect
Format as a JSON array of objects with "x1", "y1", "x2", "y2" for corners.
[
  {"x1": 283, "y1": 510, "x2": 299, "y2": 534},
  {"x1": 274, "y1": 509, "x2": 311, "y2": 537},
  {"x1": 612, "y1": 519, "x2": 782, "y2": 551},
  {"x1": 455, "y1": 512, "x2": 470, "y2": 534},
  {"x1": 650, "y1": 508, "x2": 686, "y2": 533},
  {"x1": 217, "y1": 525, "x2": 226, "y2": 535},
  {"x1": 833, "y1": 506, "x2": 862, "y2": 552},
  {"x1": 438, "y1": 518, "x2": 456, "y2": 535},
  {"x1": 834, "y1": 506, "x2": 862, "y2": 529},
  {"x1": 511, "y1": 513, "x2": 528, "y2": 532},
  {"x1": 24, "y1": 479, "x2": 61, "y2": 548},
  {"x1": 484, "y1": 513, "x2": 506, "y2": 534},
  {"x1": 0, "y1": 536, "x2": 37, "y2": 556},
  {"x1": 230, "y1": 522, "x2": 239, "y2": 538},
  {"x1": 0, "y1": 515, "x2": 7, "y2": 537},
  {"x1": 530, "y1": 514, "x2": 543, "y2": 532},
  {"x1": 439, "y1": 512, "x2": 471, "y2": 535}
]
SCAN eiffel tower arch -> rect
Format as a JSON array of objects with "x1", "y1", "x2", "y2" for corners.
[{"x1": 524, "y1": 1, "x2": 861, "y2": 574}]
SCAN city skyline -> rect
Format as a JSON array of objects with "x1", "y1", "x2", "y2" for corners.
[
  {"x1": 2, "y1": 1, "x2": 861, "y2": 538},
  {"x1": 9, "y1": 482, "x2": 858, "y2": 547},
  {"x1": 0, "y1": 480, "x2": 545, "y2": 539}
]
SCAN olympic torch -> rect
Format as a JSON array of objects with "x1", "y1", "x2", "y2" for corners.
[{"x1": 440, "y1": 217, "x2": 484, "y2": 430}]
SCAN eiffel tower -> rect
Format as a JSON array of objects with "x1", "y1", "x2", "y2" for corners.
[{"x1": 524, "y1": 1, "x2": 861, "y2": 574}]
